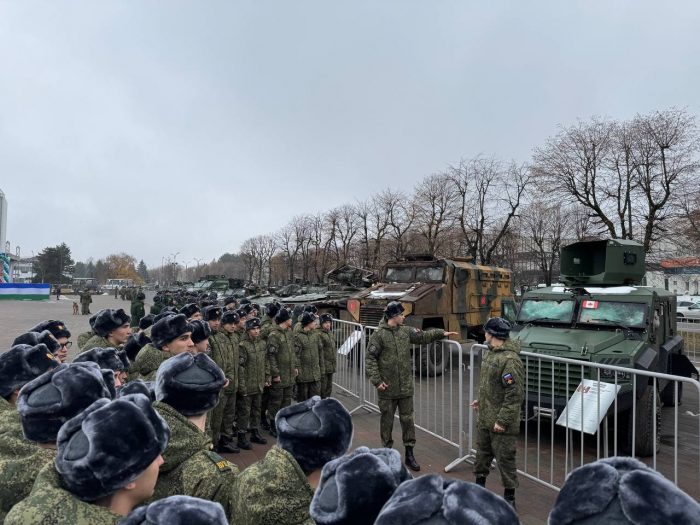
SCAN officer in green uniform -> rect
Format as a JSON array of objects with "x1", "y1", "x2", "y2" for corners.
[
  {"x1": 236, "y1": 317, "x2": 270, "y2": 450},
  {"x1": 317, "y1": 313, "x2": 336, "y2": 399},
  {"x1": 150, "y1": 352, "x2": 238, "y2": 521},
  {"x1": 130, "y1": 314, "x2": 193, "y2": 381},
  {"x1": 259, "y1": 301, "x2": 281, "y2": 432},
  {"x1": 81, "y1": 309, "x2": 131, "y2": 353},
  {"x1": 470, "y1": 317, "x2": 524, "y2": 507},
  {"x1": 266, "y1": 307, "x2": 298, "y2": 436},
  {"x1": 294, "y1": 312, "x2": 323, "y2": 401},
  {"x1": 79, "y1": 290, "x2": 92, "y2": 315},
  {"x1": 130, "y1": 292, "x2": 146, "y2": 328},
  {"x1": 366, "y1": 301, "x2": 456, "y2": 472}
]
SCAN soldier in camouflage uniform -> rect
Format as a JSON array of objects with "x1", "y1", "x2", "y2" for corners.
[
  {"x1": 151, "y1": 353, "x2": 238, "y2": 521},
  {"x1": 79, "y1": 290, "x2": 92, "y2": 315},
  {"x1": 77, "y1": 313, "x2": 98, "y2": 350},
  {"x1": 259, "y1": 301, "x2": 281, "y2": 432},
  {"x1": 131, "y1": 314, "x2": 193, "y2": 381},
  {"x1": 236, "y1": 317, "x2": 270, "y2": 450},
  {"x1": 130, "y1": 292, "x2": 146, "y2": 328},
  {"x1": 317, "y1": 313, "x2": 336, "y2": 399},
  {"x1": 81, "y1": 308, "x2": 131, "y2": 353},
  {"x1": 208, "y1": 309, "x2": 240, "y2": 453},
  {"x1": 266, "y1": 307, "x2": 298, "y2": 436},
  {"x1": 366, "y1": 301, "x2": 456, "y2": 472},
  {"x1": 294, "y1": 312, "x2": 323, "y2": 401},
  {"x1": 470, "y1": 317, "x2": 524, "y2": 507}
]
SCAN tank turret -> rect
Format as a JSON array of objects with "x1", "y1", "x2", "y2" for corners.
[{"x1": 560, "y1": 239, "x2": 645, "y2": 286}]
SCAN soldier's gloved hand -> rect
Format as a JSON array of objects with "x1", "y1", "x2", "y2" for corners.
[
  {"x1": 470, "y1": 399, "x2": 479, "y2": 410},
  {"x1": 493, "y1": 422, "x2": 505, "y2": 433},
  {"x1": 377, "y1": 382, "x2": 389, "y2": 391}
]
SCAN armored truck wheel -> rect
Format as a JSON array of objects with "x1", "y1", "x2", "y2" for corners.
[
  {"x1": 413, "y1": 343, "x2": 445, "y2": 377},
  {"x1": 661, "y1": 381, "x2": 683, "y2": 406},
  {"x1": 621, "y1": 384, "x2": 660, "y2": 457}
]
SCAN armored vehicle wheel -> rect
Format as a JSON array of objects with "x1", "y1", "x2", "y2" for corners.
[
  {"x1": 414, "y1": 343, "x2": 445, "y2": 377},
  {"x1": 621, "y1": 385, "x2": 660, "y2": 457}
]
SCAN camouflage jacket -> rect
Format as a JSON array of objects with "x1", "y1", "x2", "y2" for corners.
[
  {"x1": 294, "y1": 329, "x2": 322, "y2": 383},
  {"x1": 80, "y1": 334, "x2": 113, "y2": 353},
  {"x1": 210, "y1": 330, "x2": 238, "y2": 393},
  {"x1": 130, "y1": 300, "x2": 145, "y2": 327},
  {"x1": 366, "y1": 320, "x2": 445, "y2": 399},
  {"x1": 4, "y1": 464, "x2": 122, "y2": 525},
  {"x1": 316, "y1": 327, "x2": 336, "y2": 374},
  {"x1": 476, "y1": 339, "x2": 525, "y2": 434},
  {"x1": 0, "y1": 407, "x2": 55, "y2": 521},
  {"x1": 267, "y1": 325, "x2": 298, "y2": 388},
  {"x1": 150, "y1": 302, "x2": 163, "y2": 315},
  {"x1": 234, "y1": 445, "x2": 314, "y2": 525},
  {"x1": 131, "y1": 343, "x2": 168, "y2": 382},
  {"x1": 238, "y1": 334, "x2": 270, "y2": 396},
  {"x1": 76, "y1": 330, "x2": 95, "y2": 351},
  {"x1": 260, "y1": 315, "x2": 275, "y2": 340},
  {"x1": 151, "y1": 402, "x2": 239, "y2": 520}
]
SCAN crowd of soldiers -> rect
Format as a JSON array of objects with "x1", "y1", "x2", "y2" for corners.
[{"x1": 0, "y1": 298, "x2": 698, "y2": 524}]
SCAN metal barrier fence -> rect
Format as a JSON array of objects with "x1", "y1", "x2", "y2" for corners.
[
  {"x1": 330, "y1": 319, "x2": 364, "y2": 404},
  {"x1": 677, "y1": 316, "x2": 700, "y2": 364}
]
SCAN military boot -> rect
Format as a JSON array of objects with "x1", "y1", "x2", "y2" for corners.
[
  {"x1": 504, "y1": 488, "x2": 516, "y2": 508},
  {"x1": 218, "y1": 435, "x2": 240, "y2": 454},
  {"x1": 260, "y1": 415, "x2": 270, "y2": 431},
  {"x1": 237, "y1": 431, "x2": 252, "y2": 450},
  {"x1": 475, "y1": 476, "x2": 487, "y2": 487},
  {"x1": 250, "y1": 428, "x2": 268, "y2": 445},
  {"x1": 405, "y1": 446, "x2": 420, "y2": 472}
]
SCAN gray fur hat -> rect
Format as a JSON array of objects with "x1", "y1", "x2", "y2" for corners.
[
  {"x1": 92, "y1": 309, "x2": 131, "y2": 337},
  {"x1": 374, "y1": 474, "x2": 519, "y2": 525},
  {"x1": 117, "y1": 379, "x2": 155, "y2": 401},
  {"x1": 300, "y1": 312, "x2": 317, "y2": 327},
  {"x1": 310, "y1": 446, "x2": 411, "y2": 525},
  {"x1": 221, "y1": 310, "x2": 239, "y2": 325},
  {"x1": 203, "y1": 305, "x2": 222, "y2": 322},
  {"x1": 28, "y1": 319, "x2": 71, "y2": 340},
  {"x1": 276, "y1": 396, "x2": 353, "y2": 474},
  {"x1": 245, "y1": 317, "x2": 261, "y2": 331},
  {"x1": 72, "y1": 347, "x2": 129, "y2": 371},
  {"x1": 12, "y1": 330, "x2": 61, "y2": 354},
  {"x1": 151, "y1": 314, "x2": 192, "y2": 350},
  {"x1": 123, "y1": 332, "x2": 151, "y2": 361},
  {"x1": 179, "y1": 303, "x2": 201, "y2": 319},
  {"x1": 189, "y1": 320, "x2": 212, "y2": 345},
  {"x1": 275, "y1": 307, "x2": 292, "y2": 324},
  {"x1": 548, "y1": 456, "x2": 700, "y2": 525},
  {"x1": 17, "y1": 362, "x2": 113, "y2": 443},
  {"x1": 120, "y1": 495, "x2": 228, "y2": 525},
  {"x1": 55, "y1": 394, "x2": 170, "y2": 501},
  {"x1": 0, "y1": 344, "x2": 60, "y2": 399},
  {"x1": 155, "y1": 352, "x2": 225, "y2": 416},
  {"x1": 153, "y1": 308, "x2": 177, "y2": 323},
  {"x1": 139, "y1": 314, "x2": 155, "y2": 331}
]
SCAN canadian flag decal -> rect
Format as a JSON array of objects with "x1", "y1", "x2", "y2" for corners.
[{"x1": 582, "y1": 300, "x2": 599, "y2": 309}]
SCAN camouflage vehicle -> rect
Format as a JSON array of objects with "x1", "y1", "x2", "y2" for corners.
[
  {"x1": 341, "y1": 255, "x2": 515, "y2": 375},
  {"x1": 512, "y1": 239, "x2": 698, "y2": 456}
]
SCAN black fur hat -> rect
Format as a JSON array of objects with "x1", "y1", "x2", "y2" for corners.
[
  {"x1": 155, "y1": 352, "x2": 225, "y2": 416},
  {"x1": 224, "y1": 296, "x2": 237, "y2": 306},
  {"x1": 118, "y1": 380, "x2": 155, "y2": 401},
  {"x1": 153, "y1": 308, "x2": 178, "y2": 323},
  {"x1": 55, "y1": 394, "x2": 170, "y2": 501},
  {"x1": 239, "y1": 298, "x2": 251, "y2": 305},
  {"x1": 189, "y1": 320, "x2": 212, "y2": 345},
  {"x1": 275, "y1": 308, "x2": 292, "y2": 324},
  {"x1": 266, "y1": 301, "x2": 281, "y2": 318},
  {"x1": 548, "y1": 456, "x2": 700, "y2": 525},
  {"x1": 276, "y1": 396, "x2": 353, "y2": 474},
  {"x1": 13, "y1": 330, "x2": 61, "y2": 354},
  {"x1": 301, "y1": 312, "x2": 317, "y2": 327},
  {"x1": 319, "y1": 313, "x2": 333, "y2": 325},
  {"x1": 151, "y1": 314, "x2": 192, "y2": 350},
  {"x1": 310, "y1": 447, "x2": 411, "y2": 525},
  {"x1": 73, "y1": 347, "x2": 129, "y2": 371},
  {"x1": 88, "y1": 313, "x2": 98, "y2": 329},
  {"x1": 17, "y1": 362, "x2": 112, "y2": 443},
  {"x1": 123, "y1": 332, "x2": 151, "y2": 361},
  {"x1": 136, "y1": 292, "x2": 146, "y2": 301},
  {"x1": 29, "y1": 319, "x2": 72, "y2": 340},
  {"x1": 375, "y1": 474, "x2": 519, "y2": 525},
  {"x1": 179, "y1": 303, "x2": 201, "y2": 319},
  {"x1": 245, "y1": 317, "x2": 261, "y2": 331},
  {"x1": 303, "y1": 304, "x2": 318, "y2": 314},
  {"x1": 0, "y1": 344, "x2": 60, "y2": 399},
  {"x1": 139, "y1": 314, "x2": 155, "y2": 331},
  {"x1": 121, "y1": 495, "x2": 228, "y2": 525},
  {"x1": 241, "y1": 304, "x2": 253, "y2": 315},
  {"x1": 93, "y1": 309, "x2": 131, "y2": 337},
  {"x1": 221, "y1": 310, "x2": 240, "y2": 326},
  {"x1": 203, "y1": 305, "x2": 223, "y2": 322}
]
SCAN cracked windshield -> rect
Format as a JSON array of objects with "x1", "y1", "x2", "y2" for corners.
[
  {"x1": 385, "y1": 267, "x2": 413, "y2": 282},
  {"x1": 415, "y1": 266, "x2": 443, "y2": 282},
  {"x1": 518, "y1": 299, "x2": 575, "y2": 323},
  {"x1": 578, "y1": 301, "x2": 647, "y2": 328}
]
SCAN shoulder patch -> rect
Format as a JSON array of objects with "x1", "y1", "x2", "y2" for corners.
[
  {"x1": 413, "y1": 328, "x2": 423, "y2": 335},
  {"x1": 205, "y1": 451, "x2": 233, "y2": 472},
  {"x1": 502, "y1": 373, "x2": 514, "y2": 386}
]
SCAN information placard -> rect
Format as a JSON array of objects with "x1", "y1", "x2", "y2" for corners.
[{"x1": 556, "y1": 379, "x2": 622, "y2": 434}]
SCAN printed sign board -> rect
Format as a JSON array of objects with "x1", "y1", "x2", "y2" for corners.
[{"x1": 556, "y1": 379, "x2": 622, "y2": 434}]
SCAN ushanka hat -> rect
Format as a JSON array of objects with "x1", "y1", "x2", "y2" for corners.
[
  {"x1": 117, "y1": 379, "x2": 155, "y2": 401},
  {"x1": 0, "y1": 344, "x2": 60, "y2": 399},
  {"x1": 203, "y1": 305, "x2": 223, "y2": 322},
  {"x1": 245, "y1": 317, "x2": 261, "y2": 331},
  {"x1": 319, "y1": 313, "x2": 333, "y2": 325},
  {"x1": 120, "y1": 495, "x2": 228, "y2": 525},
  {"x1": 266, "y1": 301, "x2": 281, "y2": 318},
  {"x1": 153, "y1": 308, "x2": 178, "y2": 323},
  {"x1": 151, "y1": 314, "x2": 192, "y2": 350},
  {"x1": 189, "y1": 320, "x2": 212, "y2": 345},
  {"x1": 155, "y1": 352, "x2": 225, "y2": 416},
  {"x1": 276, "y1": 396, "x2": 353, "y2": 474},
  {"x1": 55, "y1": 394, "x2": 170, "y2": 501},
  {"x1": 310, "y1": 446, "x2": 411, "y2": 525},
  {"x1": 29, "y1": 320, "x2": 71, "y2": 340},
  {"x1": 548, "y1": 456, "x2": 700, "y2": 525},
  {"x1": 123, "y1": 332, "x2": 151, "y2": 361},
  {"x1": 179, "y1": 303, "x2": 201, "y2": 319},
  {"x1": 301, "y1": 312, "x2": 317, "y2": 327},
  {"x1": 17, "y1": 362, "x2": 112, "y2": 443},
  {"x1": 221, "y1": 310, "x2": 240, "y2": 325},
  {"x1": 92, "y1": 309, "x2": 131, "y2": 337},
  {"x1": 12, "y1": 330, "x2": 61, "y2": 354},
  {"x1": 275, "y1": 307, "x2": 292, "y2": 324},
  {"x1": 139, "y1": 314, "x2": 155, "y2": 331},
  {"x1": 375, "y1": 474, "x2": 519, "y2": 525},
  {"x1": 72, "y1": 347, "x2": 129, "y2": 372}
]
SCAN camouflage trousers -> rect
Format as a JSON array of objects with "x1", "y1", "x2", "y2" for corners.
[
  {"x1": 81, "y1": 304, "x2": 90, "y2": 315},
  {"x1": 236, "y1": 393, "x2": 262, "y2": 431},
  {"x1": 473, "y1": 427, "x2": 519, "y2": 489},
  {"x1": 260, "y1": 386, "x2": 271, "y2": 424},
  {"x1": 297, "y1": 381, "x2": 320, "y2": 401},
  {"x1": 267, "y1": 385, "x2": 293, "y2": 424},
  {"x1": 210, "y1": 391, "x2": 236, "y2": 444},
  {"x1": 320, "y1": 373, "x2": 334, "y2": 399},
  {"x1": 378, "y1": 396, "x2": 416, "y2": 448}
]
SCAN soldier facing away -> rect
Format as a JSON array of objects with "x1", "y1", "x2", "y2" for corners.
[
  {"x1": 470, "y1": 317, "x2": 525, "y2": 508},
  {"x1": 79, "y1": 290, "x2": 92, "y2": 315}
]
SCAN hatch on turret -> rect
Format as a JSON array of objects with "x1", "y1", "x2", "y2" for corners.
[{"x1": 560, "y1": 239, "x2": 645, "y2": 286}]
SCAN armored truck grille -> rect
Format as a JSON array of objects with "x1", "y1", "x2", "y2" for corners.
[
  {"x1": 359, "y1": 307, "x2": 384, "y2": 328},
  {"x1": 524, "y1": 359, "x2": 586, "y2": 399}
]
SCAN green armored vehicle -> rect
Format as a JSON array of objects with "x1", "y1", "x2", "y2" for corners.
[{"x1": 512, "y1": 239, "x2": 697, "y2": 456}]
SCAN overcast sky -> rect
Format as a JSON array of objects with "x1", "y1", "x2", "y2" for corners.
[{"x1": 1, "y1": 1, "x2": 699, "y2": 268}]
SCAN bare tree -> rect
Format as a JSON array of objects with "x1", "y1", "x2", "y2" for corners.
[
  {"x1": 386, "y1": 190, "x2": 416, "y2": 260},
  {"x1": 413, "y1": 172, "x2": 457, "y2": 255},
  {"x1": 328, "y1": 204, "x2": 359, "y2": 265},
  {"x1": 520, "y1": 201, "x2": 569, "y2": 285}
]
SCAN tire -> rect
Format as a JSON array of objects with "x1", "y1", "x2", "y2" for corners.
[
  {"x1": 661, "y1": 381, "x2": 683, "y2": 406},
  {"x1": 621, "y1": 385, "x2": 660, "y2": 457},
  {"x1": 414, "y1": 343, "x2": 445, "y2": 377}
]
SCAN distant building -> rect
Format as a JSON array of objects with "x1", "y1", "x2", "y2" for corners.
[
  {"x1": 11, "y1": 258, "x2": 36, "y2": 283},
  {"x1": 659, "y1": 257, "x2": 700, "y2": 296}
]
